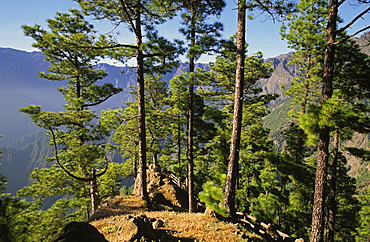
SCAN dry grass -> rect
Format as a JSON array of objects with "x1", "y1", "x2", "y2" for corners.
[
  {"x1": 145, "y1": 211, "x2": 245, "y2": 242},
  {"x1": 90, "y1": 195, "x2": 147, "y2": 221},
  {"x1": 90, "y1": 195, "x2": 249, "y2": 241}
]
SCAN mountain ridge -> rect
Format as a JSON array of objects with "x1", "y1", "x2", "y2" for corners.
[{"x1": 0, "y1": 47, "x2": 296, "y2": 195}]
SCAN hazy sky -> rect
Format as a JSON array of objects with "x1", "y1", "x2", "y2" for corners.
[{"x1": 0, "y1": 0, "x2": 369, "y2": 62}]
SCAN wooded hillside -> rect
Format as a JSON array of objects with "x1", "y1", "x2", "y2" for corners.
[{"x1": 1, "y1": 0, "x2": 370, "y2": 241}]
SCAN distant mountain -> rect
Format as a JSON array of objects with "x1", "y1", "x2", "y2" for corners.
[
  {"x1": 0, "y1": 48, "x2": 134, "y2": 147},
  {"x1": 355, "y1": 31, "x2": 370, "y2": 55},
  {"x1": 1, "y1": 131, "x2": 50, "y2": 194},
  {"x1": 261, "y1": 52, "x2": 298, "y2": 106},
  {"x1": 0, "y1": 48, "x2": 214, "y2": 194},
  {"x1": 0, "y1": 48, "x2": 209, "y2": 147}
]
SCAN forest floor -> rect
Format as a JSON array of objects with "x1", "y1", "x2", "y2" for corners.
[{"x1": 89, "y1": 195, "x2": 262, "y2": 242}]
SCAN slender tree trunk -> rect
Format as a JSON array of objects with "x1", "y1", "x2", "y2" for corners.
[
  {"x1": 327, "y1": 130, "x2": 339, "y2": 242},
  {"x1": 224, "y1": 0, "x2": 246, "y2": 219},
  {"x1": 177, "y1": 115, "x2": 182, "y2": 176},
  {"x1": 187, "y1": 26, "x2": 196, "y2": 213},
  {"x1": 134, "y1": 8, "x2": 148, "y2": 202},
  {"x1": 90, "y1": 173, "x2": 99, "y2": 214},
  {"x1": 153, "y1": 153, "x2": 159, "y2": 167},
  {"x1": 133, "y1": 156, "x2": 138, "y2": 178},
  {"x1": 310, "y1": 1, "x2": 338, "y2": 241}
]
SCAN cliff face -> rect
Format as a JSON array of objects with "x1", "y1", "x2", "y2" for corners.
[
  {"x1": 261, "y1": 52, "x2": 299, "y2": 107},
  {"x1": 355, "y1": 32, "x2": 370, "y2": 55}
]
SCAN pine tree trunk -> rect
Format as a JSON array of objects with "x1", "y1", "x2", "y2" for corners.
[
  {"x1": 134, "y1": 6, "x2": 148, "y2": 202},
  {"x1": 177, "y1": 115, "x2": 181, "y2": 167},
  {"x1": 90, "y1": 174, "x2": 99, "y2": 214},
  {"x1": 311, "y1": 128, "x2": 330, "y2": 242},
  {"x1": 327, "y1": 130, "x2": 339, "y2": 242},
  {"x1": 187, "y1": 28, "x2": 196, "y2": 213},
  {"x1": 153, "y1": 153, "x2": 159, "y2": 167},
  {"x1": 310, "y1": 1, "x2": 338, "y2": 241},
  {"x1": 224, "y1": 0, "x2": 246, "y2": 219}
]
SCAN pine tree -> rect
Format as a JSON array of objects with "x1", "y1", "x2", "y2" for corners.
[
  {"x1": 114, "y1": 74, "x2": 172, "y2": 173},
  {"x1": 357, "y1": 187, "x2": 370, "y2": 242},
  {"x1": 282, "y1": 1, "x2": 370, "y2": 240},
  {"x1": 20, "y1": 9, "x2": 123, "y2": 216},
  {"x1": 176, "y1": 0, "x2": 225, "y2": 212},
  {"x1": 224, "y1": 0, "x2": 294, "y2": 218},
  {"x1": 278, "y1": 123, "x2": 315, "y2": 240},
  {"x1": 237, "y1": 116, "x2": 281, "y2": 224},
  {"x1": 78, "y1": 0, "x2": 181, "y2": 202},
  {"x1": 198, "y1": 33, "x2": 274, "y2": 218},
  {"x1": 166, "y1": 71, "x2": 218, "y2": 206},
  {"x1": 224, "y1": 0, "x2": 247, "y2": 218}
]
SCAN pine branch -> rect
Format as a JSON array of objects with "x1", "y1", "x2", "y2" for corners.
[
  {"x1": 334, "y1": 26, "x2": 370, "y2": 45},
  {"x1": 119, "y1": 0, "x2": 138, "y2": 36},
  {"x1": 338, "y1": 7, "x2": 370, "y2": 33},
  {"x1": 50, "y1": 128, "x2": 94, "y2": 182}
]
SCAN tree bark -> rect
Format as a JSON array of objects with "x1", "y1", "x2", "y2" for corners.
[
  {"x1": 224, "y1": 0, "x2": 246, "y2": 219},
  {"x1": 133, "y1": 5, "x2": 148, "y2": 202},
  {"x1": 327, "y1": 130, "x2": 339, "y2": 242},
  {"x1": 90, "y1": 170, "x2": 99, "y2": 214},
  {"x1": 310, "y1": 0, "x2": 338, "y2": 241},
  {"x1": 187, "y1": 20, "x2": 196, "y2": 213}
]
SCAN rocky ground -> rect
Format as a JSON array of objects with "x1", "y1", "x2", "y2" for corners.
[
  {"x1": 51, "y1": 165, "x2": 264, "y2": 241},
  {"x1": 89, "y1": 195, "x2": 247, "y2": 242}
]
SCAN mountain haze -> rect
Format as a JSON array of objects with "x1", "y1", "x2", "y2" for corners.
[{"x1": 0, "y1": 48, "x2": 223, "y2": 195}]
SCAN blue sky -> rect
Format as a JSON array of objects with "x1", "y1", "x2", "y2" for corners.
[{"x1": 0, "y1": 0, "x2": 369, "y2": 63}]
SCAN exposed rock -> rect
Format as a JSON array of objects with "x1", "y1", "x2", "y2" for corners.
[
  {"x1": 151, "y1": 219, "x2": 164, "y2": 229},
  {"x1": 204, "y1": 208, "x2": 217, "y2": 218},
  {"x1": 50, "y1": 222, "x2": 108, "y2": 242},
  {"x1": 93, "y1": 214, "x2": 163, "y2": 241},
  {"x1": 103, "y1": 214, "x2": 158, "y2": 241},
  {"x1": 153, "y1": 178, "x2": 187, "y2": 208},
  {"x1": 134, "y1": 164, "x2": 189, "y2": 210}
]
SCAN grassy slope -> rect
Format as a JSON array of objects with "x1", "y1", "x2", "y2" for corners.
[{"x1": 90, "y1": 196, "x2": 261, "y2": 242}]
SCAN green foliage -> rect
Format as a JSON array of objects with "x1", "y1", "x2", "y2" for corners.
[
  {"x1": 249, "y1": 192, "x2": 281, "y2": 224},
  {"x1": 120, "y1": 184, "x2": 134, "y2": 196},
  {"x1": 357, "y1": 187, "x2": 370, "y2": 242},
  {"x1": 78, "y1": 0, "x2": 182, "y2": 70},
  {"x1": 178, "y1": 0, "x2": 225, "y2": 61},
  {"x1": 281, "y1": 0, "x2": 327, "y2": 114},
  {"x1": 300, "y1": 98, "x2": 370, "y2": 145},
  {"x1": 6, "y1": 198, "x2": 84, "y2": 242},
  {"x1": 201, "y1": 37, "x2": 273, "y2": 105},
  {"x1": 19, "y1": 8, "x2": 125, "y2": 225},
  {"x1": 199, "y1": 174, "x2": 228, "y2": 217},
  {"x1": 0, "y1": 157, "x2": 12, "y2": 242},
  {"x1": 160, "y1": 71, "x2": 219, "y2": 189},
  {"x1": 331, "y1": 154, "x2": 361, "y2": 241},
  {"x1": 237, "y1": 121, "x2": 281, "y2": 218},
  {"x1": 275, "y1": 122, "x2": 316, "y2": 240},
  {"x1": 114, "y1": 74, "x2": 174, "y2": 175}
]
